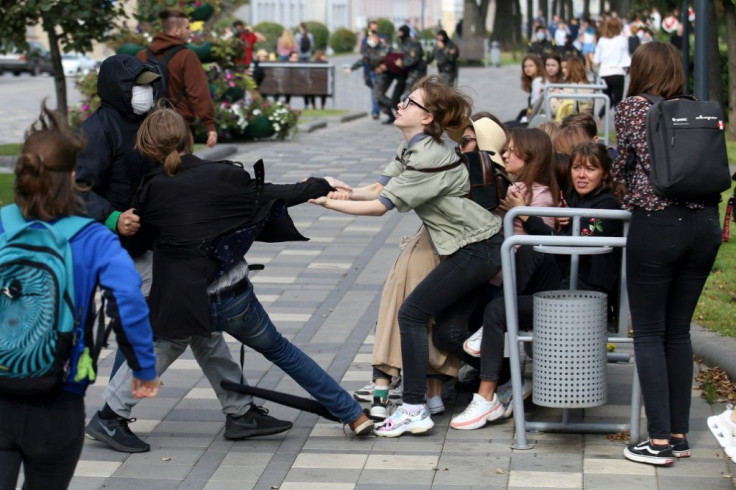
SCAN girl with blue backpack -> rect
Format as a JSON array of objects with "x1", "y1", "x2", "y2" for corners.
[{"x1": 0, "y1": 104, "x2": 159, "y2": 489}]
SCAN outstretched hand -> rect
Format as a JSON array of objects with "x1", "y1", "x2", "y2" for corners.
[
  {"x1": 323, "y1": 176, "x2": 352, "y2": 192},
  {"x1": 309, "y1": 196, "x2": 328, "y2": 206}
]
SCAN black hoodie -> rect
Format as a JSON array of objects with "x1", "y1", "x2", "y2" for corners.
[
  {"x1": 521, "y1": 187, "x2": 623, "y2": 296},
  {"x1": 76, "y1": 54, "x2": 155, "y2": 244}
]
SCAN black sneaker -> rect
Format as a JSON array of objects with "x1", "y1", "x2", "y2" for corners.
[
  {"x1": 85, "y1": 411, "x2": 150, "y2": 453},
  {"x1": 224, "y1": 404, "x2": 293, "y2": 440},
  {"x1": 369, "y1": 396, "x2": 389, "y2": 421},
  {"x1": 670, "y1": 437, "x2": 691, "y2": 458},
  {"x1": 623, "y1": 439, "x2": 675, "y2": 466}
]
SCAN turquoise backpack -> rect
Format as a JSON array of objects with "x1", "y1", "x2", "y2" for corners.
[{"x1": 0, "y1": 204, "x2": 93, "y2": 394}]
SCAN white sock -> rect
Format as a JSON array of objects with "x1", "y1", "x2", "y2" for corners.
[{"x1": 401, "y1": 402, "x2": 425, "y2": 414}]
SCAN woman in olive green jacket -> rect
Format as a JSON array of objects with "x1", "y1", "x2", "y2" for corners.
[{"x1": 310, "y1": 75, "x2": 503, "y2": 437}]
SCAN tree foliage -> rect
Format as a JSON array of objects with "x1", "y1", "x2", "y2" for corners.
[{"x1": 0, "y1": 0, "x2": 127, "y2": 117}]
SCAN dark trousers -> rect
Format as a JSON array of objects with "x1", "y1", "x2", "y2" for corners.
[
  {"x1": 480, "y1": 246, "x2": 561, "y2": 380},
  {"x1": 599, "y1": 74, "x2": 625, "y2": 119},
  {"x1": 0, "y1": 391, "x2": 85, "y2": 490},
  {"x1": 627, "y1": 205, "x2": 721, "y2": 439},
  {"x1": 398, "y1": 235, "x2": 503, "y2": 404}
]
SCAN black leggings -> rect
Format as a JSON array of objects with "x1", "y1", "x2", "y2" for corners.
[
  {"x1": 0, "y1": 391, "x2": 85, "y2": 490},
  {"x1": 599, "y1": 74, "x2": 625, "y2": 119},
  {"x1": 479, "y1": 246, "x2": 561, "y2": 381},
  {"x1": 627, "y1": 205, "x2": 720, "y2": 439}
]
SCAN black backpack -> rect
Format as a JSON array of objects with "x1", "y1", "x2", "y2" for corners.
[
  {"x1": 144, "y1": 46, "x2": 186, "y2": 102},
  {"x1": 639, "y1": 94, "x2": 731, "y2": 200},
  {"x1": 300, "y1": 34, "x2": 311, "y2": 54},
  {"x1": 405, "y1": 150, "x2": 511, "y2": 210}
]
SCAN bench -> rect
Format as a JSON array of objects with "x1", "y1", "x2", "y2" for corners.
[{"x1": 257, "y1": 62, "x2": 335, "y2": 98}]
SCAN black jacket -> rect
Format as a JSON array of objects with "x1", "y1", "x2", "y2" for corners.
[
  {"x1": 130, "y1": 155, "x2": 333, "y2": 338},
  {"x1": 76, "y1": 54, "x2": 154, "y2": 241},
  {"x1": 522, "y1": 187, "x2": 623, "y2": 296}
]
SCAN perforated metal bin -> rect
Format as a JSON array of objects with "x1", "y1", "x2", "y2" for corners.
[{"x1": 532, "y1": 290, "x2": 608, "y2": 408}]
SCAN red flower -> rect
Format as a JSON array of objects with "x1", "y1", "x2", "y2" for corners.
[{"x1": 582, "y1": 228, "x2": 590, "y2": 235}]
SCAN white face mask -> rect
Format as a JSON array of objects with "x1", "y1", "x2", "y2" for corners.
[
  {"x1": 131, "y1": 85, "x2": 154, "y2": 115},
  {"x1": 367, "y1": 38, "x2": 378, "y2": 48}
]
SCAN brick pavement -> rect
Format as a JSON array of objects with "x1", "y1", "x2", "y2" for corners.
[{"x1": 41, "y1": 62, "x2": 736, "y2": 489}]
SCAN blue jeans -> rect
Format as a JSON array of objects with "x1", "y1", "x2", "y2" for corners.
[
  {"x1": 369, "y1": 71, "x2": 379, "y2": 115},
  {"x1": 209, "y1": 281, "x2": 363, "y2": 424},
  {"x1": 399, "y1": 235, "x2": 503, "y2": 404}
]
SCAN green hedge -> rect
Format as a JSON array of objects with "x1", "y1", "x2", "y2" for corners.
[
  {"x1": 253, "y1": 21, "x2": 285, "y2": 56},
  {"x1": 375, "y1": 18, "x2": 395, "y2": 45},
  {"x1": 301, "y1": 21, "x2": 329, "y2": 52},
  {"x1": 329, "y1": 28, "x2": 357, "y2": 54}
]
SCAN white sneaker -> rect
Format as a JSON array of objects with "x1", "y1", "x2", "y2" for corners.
[
  {"x1": 496, "y1": 378, "x2": 533, "y2": 418},
  {"x1": 374, "y1": 405, "x2": 434, "y2": 437},
  {"x1": 427, "y1": 395, "x2": 445, "y2": 415},
  {"x1": 708, "y1": 407, "x2": 736, "y2": 461},
  {"x1": 353, "y1": 375, "x2": 402, "y2": 402},
  {"x1": 450, "y1": 393, "x2": 504, "y2": 430},
  {"x1": 463, "y1": 328, "x2": 483, "y2": 357}
]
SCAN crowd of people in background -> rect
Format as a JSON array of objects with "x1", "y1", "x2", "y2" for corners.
[{"x1": 1, "y1": 5, "x2": 731, "y2": 489}]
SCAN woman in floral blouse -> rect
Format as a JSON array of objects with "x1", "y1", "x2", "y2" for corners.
[{"x1": 613, "y1": 41, "x2": 722, "y2": 466}]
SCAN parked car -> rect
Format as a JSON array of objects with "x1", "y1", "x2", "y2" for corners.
[
  {"x1": 0, "y1": 40, "x2": 53, "y2": 76},
  {"x1": 61, "y1": 53, "x2": 98, "y2": 77}
]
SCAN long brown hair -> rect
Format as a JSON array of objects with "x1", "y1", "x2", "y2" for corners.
[
  {"x1": 509, "y1": 127, "x2": 559, "y2": 204},
  {"x1": 563, "y1": 55, "x2": 588, "y2": 84},
  {"x1": 553, "y1": 125, "x2": 590, "y2": 155},
  {"x1": 626, "y1": 41, "x2": 684, "y2": 98},
  {"x1": 520, "y1": 54, "x2": 543, "y2": 93},
  {"x1": 413, "y1": 75, "x2": 472, "y2": 141},
  {"x1": 14, "y1": 101, "x2": 85, "y2": 221},
  {"x1": 135, "y1": 107, "x2": 193, "y2": 176}
]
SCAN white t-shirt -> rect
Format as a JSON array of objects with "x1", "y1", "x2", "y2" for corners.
[{"x1": 593, "y1": 35, "x2": 631, "y2": 77}]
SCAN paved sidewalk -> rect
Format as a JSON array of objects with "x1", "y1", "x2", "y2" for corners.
[{"x1": 55, "y1": 64, "x2": 736, "y2": 489}]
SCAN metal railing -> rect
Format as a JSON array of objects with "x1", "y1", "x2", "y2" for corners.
[
  {"x1": 541, "y1": 83, "x2": 611, "y2": 145},
  {"x1": 501, "y1": 206, "x2": 640, "y2": 449}
]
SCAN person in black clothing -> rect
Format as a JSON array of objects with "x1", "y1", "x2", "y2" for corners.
[
  {"x1": 129, "y1": 107, "x2": 374, "y2": 436},
  {"x1": 396, "y1": 25, "x2": 426, "y2": 96}
]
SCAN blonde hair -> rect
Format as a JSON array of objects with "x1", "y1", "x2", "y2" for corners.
[
  {"x1": 280, "y1": 29, "x2": 296, "y2": 50},
  {"x1": 14, "y1": 101, "x2": 85, "y2": 220},
  {"x1": 135, "y1": 107, "x2": 193, "y2": 176}
]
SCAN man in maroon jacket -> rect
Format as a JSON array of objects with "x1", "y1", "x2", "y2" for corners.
[{"x1": 136, "y1": 8, "x2": 217, "y2": 147}]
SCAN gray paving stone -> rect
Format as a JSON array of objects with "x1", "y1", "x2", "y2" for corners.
[
  {"x1": 358, "y1": 469, "x2": 436, "y2": 486},
  {"x1": 583, "y1": 474, "x2": 659, "y2": 489}
]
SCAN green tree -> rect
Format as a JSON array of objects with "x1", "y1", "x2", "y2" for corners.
[
  {"x1": 329, "y1": 28, "x2": 357, "y2": 54},
  {"x1": 0, "y1": 0, "x2": 127, "y2": 117}
]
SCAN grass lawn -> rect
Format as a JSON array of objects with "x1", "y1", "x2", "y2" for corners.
[
  {"x1": 0, "y1": 174, "x2": 14, "y2": 206},
  {"x1": 299, "y1": 108, "x2": 349, "y2": 119},
  {"x1": 0, "y1": 143, "x2": 21, "y2": 156},
  {"x1": 695, "y1": 185, "x2": 736, "y2": 337}
]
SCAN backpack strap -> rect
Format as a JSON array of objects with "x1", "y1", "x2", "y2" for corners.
[
  {"x1": 0, "y1": 204, "x2": 28, "y2": 238},
  {"x1": 640, "y1": 93, "x2": 663, "y2": 105},
  {"x1": 405, "y1": 160, "x2": 464, "y2": 173},
  {"x1": 51, "y1": 215, "x2": 95, "y2": 242}
]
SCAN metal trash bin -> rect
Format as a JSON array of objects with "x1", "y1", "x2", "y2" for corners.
[{"x1": 532, "y1": 290, "x2": 608, "y2": 408}]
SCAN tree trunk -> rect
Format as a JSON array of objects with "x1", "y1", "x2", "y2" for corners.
[
  {"x1": 723, "y1": 0, "x2": 736, "y2": 140},
  {"x1": 492, "y1": 0, "x2": 515, "y2": 47},
  {"x1": 583, "y1": 0, "x2": 591, "y2": 20},
  {"x1": 464, "y1": 0, "x2": 491, "y2": 39},
  {"x1": 552, "y1": 0, "x2": 559, "y2": 17},
  {"x1": 708, "y1": 0, "x2": 723, "y2": 104},
  {"x1": 42, "y1": 16, "x2": 68, "y2": 118},
  {"x1": 527, "y1": 0, "x2": 534, "y2": 40}
]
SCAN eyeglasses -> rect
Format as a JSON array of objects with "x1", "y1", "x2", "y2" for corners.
[
  {"x1": 460, "y1": 136, "x2": 476, "y2": 147},
  {"x1": 399, "y1": 95, "x2": 430, "y2": 113}
]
